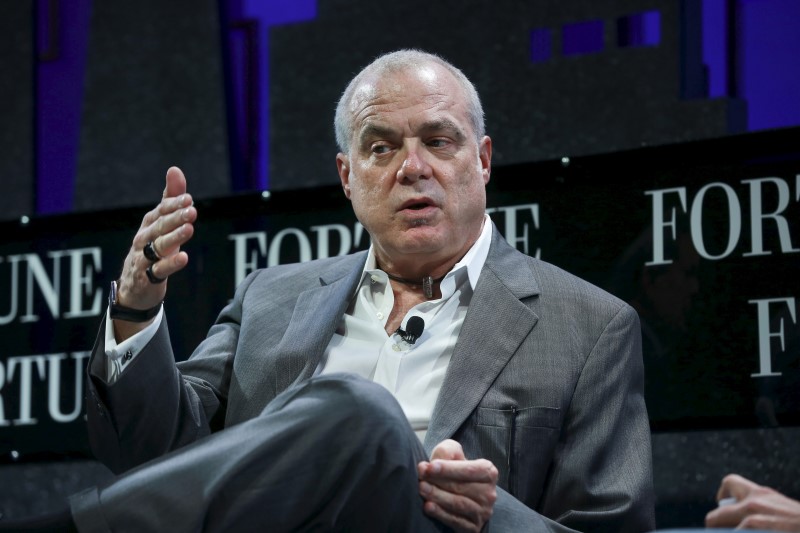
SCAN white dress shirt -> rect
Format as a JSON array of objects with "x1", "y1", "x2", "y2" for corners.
[{"x1": 316, "y1": 215, "x2": 492, "y2": 441}]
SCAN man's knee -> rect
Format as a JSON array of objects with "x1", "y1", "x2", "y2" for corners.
[
  {"x1": 309, "y1": 373, "x2": 407, "y2": 428},
  {"x1": 263, "y1": 373, "x2": 416, "y2": 454}
]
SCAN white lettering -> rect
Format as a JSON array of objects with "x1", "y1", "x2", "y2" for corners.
[
  {"x1": 311, "y1": 224, "x2": 352, "y2": 259},
  {"x1": 63, "y1": 248, "x2": 103, "y2": 318},
  {"x1": 0, "y1": 360, "x2": 7, "y2": 426},
  {"x1": 645, "y1": 188, "x2": 687, "y2": 265},
  {"x1": 20, "y1": 253, "x2": 61, "y2": 323},
  {"x1": 228, "y1": 232, "x2": 267, "y2": 288},
  {"x1": 742, "y1": 177, "x2": 800, "y2": 257},
  {"x1": 487, "y1": 204, "x2": 540, "y2": 258},
  {"x1": 0, "y1": 351, "x2": 90, "y2": 426},
  {"x1": 47, "y1": 351, "x2": 90, "y2": 423},
  {"x1": 229, "y1": 223, "x2": 367, "y2": 290},
  {"x1": 0, "y1": 255, "x2": 21, "y2": 326},
  {"x1": 6, "y1": 355, "x2": 47, "y2": 425},
  {"x1": 690, "y1": 182, "x2": 742, "y2": 260},
  {"x1": 268, "y1": 228, "x2": 312, "y2": 266},
  {"x1": 0, "y1": 247, "x2": 104, "y2": 324},
  {"x1": 749, "y1": 297, "x2": 797, "y2": 378},
  {"x1": 646, "y1": 177, "x2": 798, "y2": 265}
]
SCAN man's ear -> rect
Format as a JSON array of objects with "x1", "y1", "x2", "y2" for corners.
[
  {"x1": 336, "y1": 153, "x2": 351, "y2": 199},
  {"x1": 479, "y1": 136, "x2": 492, "y2": 185}
]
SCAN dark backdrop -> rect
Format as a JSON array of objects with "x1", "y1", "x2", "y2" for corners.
[{"x1": 1, "y1": 0, "x2": 799, "y2": 528}]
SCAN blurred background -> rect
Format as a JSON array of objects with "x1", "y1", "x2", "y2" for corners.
[{"x1": 1, "y1": 0, "x2": 799, "y2": 527}]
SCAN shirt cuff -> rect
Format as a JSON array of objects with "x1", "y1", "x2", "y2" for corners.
[{"x1": 104, "y1": 304, "x2": 164, "y2": 382}]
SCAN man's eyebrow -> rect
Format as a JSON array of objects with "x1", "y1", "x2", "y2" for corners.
[
  {"x1": 357, "y1": 123, "x2": 397, "y2": 146},
  {"x1": 419, "y1": 119, "x2": 466, "y2": 141},
  {"x1": 357, "y1": 119, "x2": 468, "y2": 146}
]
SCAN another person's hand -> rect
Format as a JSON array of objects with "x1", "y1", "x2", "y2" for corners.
[
  {"x1": 417, "y1": 439, "x2": 498, "y2": 533},
  {"x1": 705, "y1": 473, "x2": 800, "y2": 531},
  {"x1": 114, "y1": 167, "x2": 197, "y2": 339}
]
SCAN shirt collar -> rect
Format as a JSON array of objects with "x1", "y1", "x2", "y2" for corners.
[{"x1": 359, "y1": 213, "x2": 493, "y2": 292}]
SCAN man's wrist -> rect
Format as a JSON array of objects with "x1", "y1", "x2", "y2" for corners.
[{"x1": 108, "y1": 280, "x2": 162, "y2": 322}]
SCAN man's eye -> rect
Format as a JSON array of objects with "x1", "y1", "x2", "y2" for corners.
[
  {"x1": 372, "y1": 144, "x2": 391, "y2": 154},
  {"x1": 427, "y1": 139, "x2": 449, "y2": 148}
]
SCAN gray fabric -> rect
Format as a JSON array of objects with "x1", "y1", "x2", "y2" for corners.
[
  {"x1": 86, "y1": 224, "x2": 654, "y2": 531},
  {"x1": 75, "y1": 374, "x2": 443, "y2": 532}
]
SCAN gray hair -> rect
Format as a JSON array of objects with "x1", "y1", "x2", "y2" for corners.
[{"x1": 334, "y1": 49, "x2": 485, "y2": 153}]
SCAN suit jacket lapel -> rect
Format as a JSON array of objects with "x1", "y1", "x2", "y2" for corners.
[
  {"x1": 273, "y1": 252, "x2": 367, "y2": 393},
  {"x1": 424, "y1": 230, "x2": 540, "y2": 453}
]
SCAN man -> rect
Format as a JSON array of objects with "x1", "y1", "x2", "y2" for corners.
[{"x1": 71, "y1": 50, "x2": 652, "y2": 531}]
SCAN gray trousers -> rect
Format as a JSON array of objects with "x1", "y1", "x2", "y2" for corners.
[{"x1": 70, "y1": 374, "x2": 446, "y2": 532}]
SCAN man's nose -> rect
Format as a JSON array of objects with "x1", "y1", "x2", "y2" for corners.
[{"x1": 396, "y1": 144, "x2": 432, "y2": 183}]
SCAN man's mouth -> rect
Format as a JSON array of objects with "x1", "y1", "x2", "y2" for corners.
[{"x1": 399, "y1": 198, "x2": 437, "y2": 211}]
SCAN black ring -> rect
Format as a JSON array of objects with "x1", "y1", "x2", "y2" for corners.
[
  {"x1": 143, "y1": 241, "x2": 161, "y2": 262},
  {"x1": 146, "y1": 264, "x2": 166, "y2": 284}
]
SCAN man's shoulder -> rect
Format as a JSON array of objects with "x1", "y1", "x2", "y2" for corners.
[
  {"x1": 533, "y1": 257, "x2": 627, "y2": 311},
  {"x1": 490, "y1": 238, "x2": 628, "y2": 315},
  {"x1": 248, "y1": 251, "x2": 367, "y2": 287}
]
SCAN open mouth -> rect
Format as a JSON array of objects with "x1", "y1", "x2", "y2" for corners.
[{"x1": 400, "y1": 198, "x2": 436, "y2": 212}]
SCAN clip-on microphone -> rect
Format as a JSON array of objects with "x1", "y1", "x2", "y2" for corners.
[{"x1": 396, "y1": 316, "x2": 425, "y2": 344}]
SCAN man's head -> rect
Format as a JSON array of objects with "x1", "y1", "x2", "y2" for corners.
[
  {"x1": 334, "y1": 50, "x2": 485, "y2": 153},
  {"x1": 334, "y1": 50, "x2": 492, "y2": 275}
]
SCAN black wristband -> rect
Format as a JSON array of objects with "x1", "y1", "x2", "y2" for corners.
[{"x1": 109, "y1": 280, "x2": 162, "y2": 322}]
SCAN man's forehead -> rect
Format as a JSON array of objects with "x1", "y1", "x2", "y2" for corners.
[
  {"x1": 349, "y1": 64, "x2": 456, "y2": 110},
  {"x1": 348, "y1": 64, "x2": 467, "y2": 131}
]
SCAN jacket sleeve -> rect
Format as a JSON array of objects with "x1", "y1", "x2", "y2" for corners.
[
  {"x1": 539, "y1": 304, "x2": 655, "y2": 532},
  {"x1": 85, "y1": 271, "x2": 259, "y2": 474}
]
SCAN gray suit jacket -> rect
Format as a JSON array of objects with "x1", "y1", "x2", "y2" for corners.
[{"x1": 88, "y1": 227, "x2": 654, "y2": 532}]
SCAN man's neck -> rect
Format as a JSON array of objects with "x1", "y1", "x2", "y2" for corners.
[
  {"x1": 384, "y1": 282, "x2": 434, "y2": 335},
  {"x1": 374, "y1": 229, "x2": 484, "y2": 281}
]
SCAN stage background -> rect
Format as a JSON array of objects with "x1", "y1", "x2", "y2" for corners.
[{"x1": 1, "y1": 0, "x2": 799, "y2": 527}]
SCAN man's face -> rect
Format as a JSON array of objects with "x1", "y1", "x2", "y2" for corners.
[{"x1": 336, "y1": 63, "x2": 492, "y2": 271}]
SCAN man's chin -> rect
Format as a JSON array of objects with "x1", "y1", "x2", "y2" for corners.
[
  {"x1": 382, "y1": 230, "x2": 442, "y2": 255},
  {"x1": 401, "y1": 225, "x2": 443, "y2": 243}
]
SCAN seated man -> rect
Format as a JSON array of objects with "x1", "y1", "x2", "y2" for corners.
[{"x1": 12, "y1": 49, "x2": 655, "y2": 532}]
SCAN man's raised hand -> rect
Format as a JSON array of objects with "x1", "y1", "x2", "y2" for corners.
[{"x1": 113, "y1": 167, "x2": 197, "y2": 338}]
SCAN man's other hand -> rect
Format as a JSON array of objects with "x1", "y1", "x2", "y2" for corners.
[
  {"x1": 418, "y1": 439, "x2": 498, "y2": 533},
  {"x1": 705, "y1": 473, "x2": 800, "y2": 531}
]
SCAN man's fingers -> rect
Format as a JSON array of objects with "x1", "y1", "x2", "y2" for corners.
[
  {"x1": 705, "y1": 503, "x2": 746, "y2": 528},
  {"x1": 149, "y1": 218, "x2": 195, "y2": 259},
  {"x1": 420, "y1": 482, "x2": 490, "y2": 533},
  {"x1": 147, "y1": 251, "x2": 189, "y2": 281},
  {"x1": 419, "y1": 449, "x2": 497, "y2": 532},
  {"x1": 418, "y1": 459, "x2": 497, "y2": 533},
  {"x1": 141, "y1": 193, "x2": 193, "y2": 228},
  {"x1": 420, "y1": 458, "x2": 499, "y2": 484},
  {"x1": 420, "y1": 477, "x2": 496, "y2": 505},
  {"x1": 717, "y1": 473, "x2": 759, "y2": 502},
  {"x1": 158, "y1": 193, "x2": 194, "y2": 218},
  {"x1": 164, "y1": 166, "x2": 187, "y2": 199},
  {"x1": 136, "y1": 202, "x2": 196, "y2": 254},
  {"x1": 430, "y1": 439, "x2": 466, "y2": 461},
  {"x1": 739, "y1": 514, "x2": 800, "y2": 531},
  {"x1": 422, "y1": 500, "x2": 482, "y2": 533}
]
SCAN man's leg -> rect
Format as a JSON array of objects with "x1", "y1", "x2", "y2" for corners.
[{"x1": 70, "y1": 374, "x2": 443, "y2": 532}]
